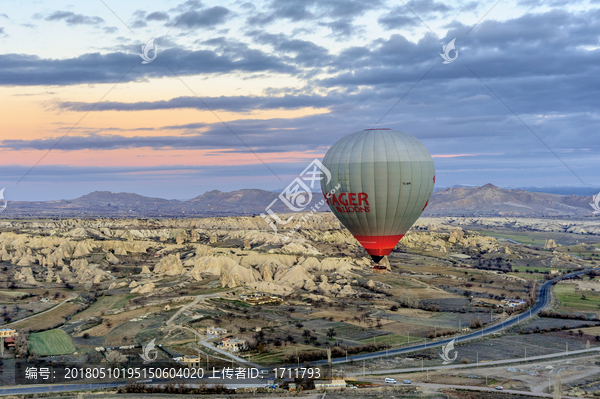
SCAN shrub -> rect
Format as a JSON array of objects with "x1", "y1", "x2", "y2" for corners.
[{"x1": 470, "y1": 318, "x2": 483, "y2": 329}]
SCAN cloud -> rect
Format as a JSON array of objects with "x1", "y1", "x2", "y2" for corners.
[
  {"x1": 0, "y1": 113, "x2": 332, "y2": 152},
  {"x1": 58, "y1": 93, "x2": 338, "y2": 113},
  {"x1": 378, "y1": 9, "x2": 420, "y2": 30},
  {"x1": 378, "y1": 0, "x2": 479, "y2": 31},
  {"x1": 147, "y1": 11, "x2": 170, "y2": 21},
  {"x1": 5, "y1": 3, "x2": 600, "y2": 194},
  {"x1": 246, "y1": 31, "x2": 332, "y2": 67},
  {"x1": 44, "y1": 11, "x2": 104, "y2": 26},
  {"x1": 407, "y1": 0, "x2": 452, "y2": 15},
  {"x1": 0, "y1": 44, "x2": 295, "y2": 86},
  {"x1": 246, "y1": 0, "x2": 382, "y2": 32},
  {"x1": 169, "y1": 6, "x2": 231, "y2": 28}
]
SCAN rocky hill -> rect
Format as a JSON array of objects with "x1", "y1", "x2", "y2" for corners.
[{"x1": 424, "y1": 184, "x2": 594, "y2": 217}]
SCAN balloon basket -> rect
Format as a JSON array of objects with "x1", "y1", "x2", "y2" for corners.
[{"x1": 372, "y1": 264, "x2": 387, "y2": 274}]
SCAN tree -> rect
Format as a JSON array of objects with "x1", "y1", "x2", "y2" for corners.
[
  {"x1": 390, "y1": 305, "x2": 398, "y2": 312},
  {"x1": 257, "y1": 343, "x2": 268, "y2": 353},
  {"x1": 470, "y1": 318, "x2": 483, "y2": 329},
  {"x1": 295, "y1": 322, "x2": 304, "y2": 329},
  {"x1": 326, "y1": 328, "x2": 336, "y2": 339},
  {"x1": 255, "y1": 330, "x2": 265, "y2": 342},
  {"x1": 15, "y1": 329, "x2": 30, "y2": 358},
  {"x1": 302, "y1": 329, "x2": 311, "y2": 338},
  {"x1": 83, "y1": 332, "x2": 90, "y2": 339}
]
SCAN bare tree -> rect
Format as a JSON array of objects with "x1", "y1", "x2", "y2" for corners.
[
  {"x1": 15, "y1": 329, "x2": 30, "y2": 358},
  {"x1": 326, "y1": 328, "x2": 336, "y2": 339}
]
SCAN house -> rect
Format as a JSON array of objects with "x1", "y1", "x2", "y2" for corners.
[
  {"x1": 503, "y1": 299, "x2": 527, "y2": 307},
  {"x1": 218, "y1": 338, "x2": 248, "y2": 352},
  {"x1": 174, "y1": 355, "x2": 201, "y2": 367},
  {"x1": 206, "y1": 326, "x2": 228, "y2": 336},
  {"x1": 0, "y1": 329, "x2": 15, "y2": 338},
  {"x1": 240, "y1": 292, "x2": 283, "y2": 305},
  {"x1": 314, "y1": 379, "x2": 347, "y2": 389}
]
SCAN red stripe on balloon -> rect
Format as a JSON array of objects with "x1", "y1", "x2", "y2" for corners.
[{"x1": 353, "y1": 234, "x2": 405, "y2": 257}]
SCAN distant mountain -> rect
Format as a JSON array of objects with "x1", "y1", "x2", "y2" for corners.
[
  {"x1": 425, "y1": 183, "x2": 594, "y2": 217},
  {"x1": 514, "y1": 186, "x2": 600, "y2": 197},
  {"x1": 186, "y1": 189, "x2": 324, "y2": 214},
  {"x1": 2, "y1": 189, "x2": 325, "y2": 218},
  {"x1": 1, "y1": 184, "x2": 595, "y2": 218}
]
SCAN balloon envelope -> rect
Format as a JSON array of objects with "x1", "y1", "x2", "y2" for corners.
[{"x1": 321, "y1": 129, "x2": 435, "y2": 263}]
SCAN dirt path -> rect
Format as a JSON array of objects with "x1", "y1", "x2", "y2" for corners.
[
  {"x1": 414, "y1": 382, "x2": 582, "y2": 399},
  {"x1": 164, "y1": 289, "x2": 260, "y2": 367}
]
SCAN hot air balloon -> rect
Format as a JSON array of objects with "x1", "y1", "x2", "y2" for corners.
[{"x1": 321, "y1": 129, "x2": 435, "y2": 270}]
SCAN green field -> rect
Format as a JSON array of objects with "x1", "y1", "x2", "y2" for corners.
[
  {"x1": 554, "y1": 284, "x2": 600, "y2": 311},
  {"x1": 29, "y1": 329, "x2": 75, "y2": 356},
  {"x1": 557, "y1": 245, "x2": 600, "y2": 258},
  {"x1": 477, "y1": 231, "x2": 549, "y2": 246},
  {"x1": 477, "y1": 230, "x2": 600, "y2": 247}
]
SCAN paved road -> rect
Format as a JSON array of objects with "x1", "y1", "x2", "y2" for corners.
[
  {"x1": 3, "y1": 294, "x2": 78, "y2": 328},
  {"x1": 315, "y1": 268, "x2": 592, "y2": 365},
  {"x1": 0, "y1": 378, "x2": 266, "y2": 396},
  {"x1": 0, "y1": 269, "x2": 592, "y2": 396},
  {"x1": 347, "y1": 347, "x2": 600, "y2": 376},
  {"x1": 196, "y1": 337, "x2": 258, "y2": 366}
]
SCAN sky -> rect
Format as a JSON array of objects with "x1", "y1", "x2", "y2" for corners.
[{"x1": 0, "y1": 0, "x2": 599, "y2": 201}]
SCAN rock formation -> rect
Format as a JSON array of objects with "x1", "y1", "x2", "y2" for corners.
[{"x1": 153, "y1": 254, "x2": 185, "y2": 276}]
